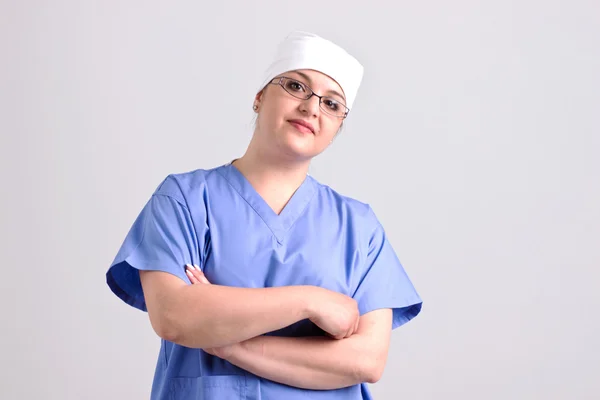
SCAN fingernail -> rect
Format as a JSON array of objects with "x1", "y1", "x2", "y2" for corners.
[
  {"x1": 188, "y1": 264, "x2": 196, "y2": 270},
  {"x1": 194, "y1": 265, "x2": 200, "y2": 270},
  {"x1": 186, "y1": 270, "x2": 194, "y2": 277}
]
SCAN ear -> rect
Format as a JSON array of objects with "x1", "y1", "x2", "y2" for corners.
[{"x1": 254, "y1": 90, "x2": 265, "y2": 109}]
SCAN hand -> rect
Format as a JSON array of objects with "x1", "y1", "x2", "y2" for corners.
[
  {"x1": 185, "y1": 264, "x2": 239, "y2": 359},
  {"x1": 185, "y1": 263, "x2": 211, "y2": 285},
  {"x1": 306, "y1": 287, "x2": 360, "y2": 340}
]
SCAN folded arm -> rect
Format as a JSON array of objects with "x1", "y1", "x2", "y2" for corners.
[
  {"x1": 142, "y1": 265, "x2": 392, "y2": 389},
  {"x1": 221, "y1": 309, "x2": 392, "y2": 390},
  {"x1": 139, "y1": 267, "x2": 314, "y2": 349}
]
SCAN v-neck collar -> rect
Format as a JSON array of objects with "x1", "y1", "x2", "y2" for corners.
[{"x1": 217, "y1": 161, "x2": 317, "y2": 243}]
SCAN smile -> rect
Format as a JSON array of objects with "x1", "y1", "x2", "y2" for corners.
[{"x1": 288, "y1": 120, "x2": 314, "y2": 134}]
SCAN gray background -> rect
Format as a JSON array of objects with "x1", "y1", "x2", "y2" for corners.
[{"x1": 1, "y1": 1, "x2": 599, "y2": 399}]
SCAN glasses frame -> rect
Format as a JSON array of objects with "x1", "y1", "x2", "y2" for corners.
[{"x1": 269, "y1": 76, "x2": 350, "y2": 119}]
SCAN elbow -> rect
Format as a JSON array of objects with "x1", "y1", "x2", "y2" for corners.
[
  {"x1": 152, "y1": 312, "x2": 211, "y2": 348},
  {"x1": 150, "y1": 312, "x2": 181, "y2": 343},
  {"x1": 360, "y1": 352, "x2": 387, "y2": 384},
  {"x1": 141, "y1": 271, "x2": 203, "y2": 346},
  {"x1": 367, "y1": 366, "x2": 383, "y2": 383},
  {"x1": 148, "y1": 305, "x2": 187, "y2": 344},
  {"x1": 156, "y1": 322, "x2": 180, "y2": 343},
  {"x1": 155, "y1": 316, "x2": 195, "y2": 346},
  {"x1": 363, "y1": 364, "x2": 384, "y2": 384}
]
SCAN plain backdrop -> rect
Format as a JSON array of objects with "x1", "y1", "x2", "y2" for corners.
[{"x1": 1, "y1": 1, "x2": 599, "y2": 399}]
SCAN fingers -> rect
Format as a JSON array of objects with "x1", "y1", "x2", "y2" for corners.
[
  {"x1": 185, "y1": 264, "x2": 200, "y2": 284},
  {"x1": 185, "y1": 264, "x2": 211, "y2": 284},
  {"x1": 342, "y1": 316, "x2": 360, "y2": 339},
  {"x1": 345, "y1": 321, "x2": 356, "y2": 339}
]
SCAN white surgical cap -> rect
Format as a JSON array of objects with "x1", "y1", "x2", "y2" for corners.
[{"x1": 258, "y1": 31, "x2": 364, "y2": 110}]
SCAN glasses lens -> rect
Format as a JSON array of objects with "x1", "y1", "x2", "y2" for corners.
[
  {"x1": 282, "y1": 78, "x2": 310, "y2": 99},
  {"x1": 320, "y1": 97, "x2": 347, "y2": 117}
]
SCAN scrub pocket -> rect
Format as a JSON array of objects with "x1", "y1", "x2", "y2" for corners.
[{"x1": 168, "y1": 375, "x2": 256, "y2": 400}]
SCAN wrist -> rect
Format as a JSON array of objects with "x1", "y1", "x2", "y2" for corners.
[
  {"x1": 220, "y1": 341, "x2": 243, "y2": 361},
  {"x1": 294, "y1": 285, "x2": 316, "y2": 320}
]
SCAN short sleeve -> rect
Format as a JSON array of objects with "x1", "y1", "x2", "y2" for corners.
[
  {"x1": 353, "y1": 209, "x2": 422, "y2": 330},
  {"x1": 106, "y1": 176, "x2": 204, "y2": 312}
]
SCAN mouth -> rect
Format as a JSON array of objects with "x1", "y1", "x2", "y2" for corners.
[{"x1": 288, "y1": 119, "x2": 315, "y2": 134}]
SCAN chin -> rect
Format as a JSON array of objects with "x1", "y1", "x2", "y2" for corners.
[
  {"x1": 271, "y1": 126, "x2": 319, "y2": 157},
  {"x1": 279, "y1": 139, "x2": 318, "y2": 159}
]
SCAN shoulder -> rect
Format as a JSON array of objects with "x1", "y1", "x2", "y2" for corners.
[
  {"x1": 310, "y1": 177, "x2": 379, "y2": 229},
  {"x1": 152, "y1": 166, "x2": 220, "y2": 205}
]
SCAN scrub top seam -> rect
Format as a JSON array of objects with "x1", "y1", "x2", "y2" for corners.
[
  {"x1": 154, "y1": 180, "x2": 203, "y2": 266},
  {"x1": 215, "y1": 167, "x2": 282, "y2": 241},
  {"x1": 152, "y1": 192, "x2": 189, "y2": 211},
  {"x1": 164, "y1": 175, "x2": 207, "y2": 267},
  {"x1": 279, "y1": 180, "x2": 320, "y2": 238},
  {"x1": 350, "y1": 205, "x2": 382, "y2": 299}
]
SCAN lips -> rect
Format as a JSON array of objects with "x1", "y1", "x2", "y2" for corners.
[{"x1": 288, "y1": 119, "x2": 315, "y2": 134}]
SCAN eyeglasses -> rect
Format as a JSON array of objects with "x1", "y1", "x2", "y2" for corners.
[{"x1": 269, "y1": 76, "x2": 349, "y2": 118}]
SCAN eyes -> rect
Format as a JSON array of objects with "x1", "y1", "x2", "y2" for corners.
[
  {"x1": 284, "y1": 79, "x2": 306, "y2": 93},
  {"x1": 322, "y1": 98, "x2": 341, "y2": 112},
  {"x1": 282, "y1": 78, "x2": 343, "y2": 113}
]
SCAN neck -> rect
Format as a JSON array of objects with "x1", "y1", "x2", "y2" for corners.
[
  {"x1": 232, "y1": 152, "x2": 309, "y2": 190},
  {"x1": 234, "y1": 134, "x2": 311, "y2": 188},
  {"x1": 231, "y1": 140, "x2": 311, "y2": 214}
]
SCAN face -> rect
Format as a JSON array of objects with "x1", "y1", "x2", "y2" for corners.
[{"x1": 253, "y1": 69, "x2": 346, "y2": 162}]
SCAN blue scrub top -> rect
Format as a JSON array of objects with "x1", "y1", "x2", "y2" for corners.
[{"x1": 107, "y1": 161, "x2": 422, "y2": 400}]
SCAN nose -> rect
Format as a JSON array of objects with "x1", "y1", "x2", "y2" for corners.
[{"x1": 299, "y1": 94, "x2": 320, "y2": 116}]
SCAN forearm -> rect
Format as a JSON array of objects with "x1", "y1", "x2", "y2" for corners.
[
  {"x1": 226, "y1": 334, "x2": 381, "y2": 390},
  {"x1": 167, "y1": 284, "x2": 312, "y2": 349}
]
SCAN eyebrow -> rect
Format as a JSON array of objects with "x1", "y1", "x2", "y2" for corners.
[{"x1": 292, "y1": 71, "x2": 346, "y2": 104}]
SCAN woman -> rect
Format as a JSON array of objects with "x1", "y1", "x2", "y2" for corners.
[{"x1": 106, "y1": 31, "x2": 422, "y2": 399}]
